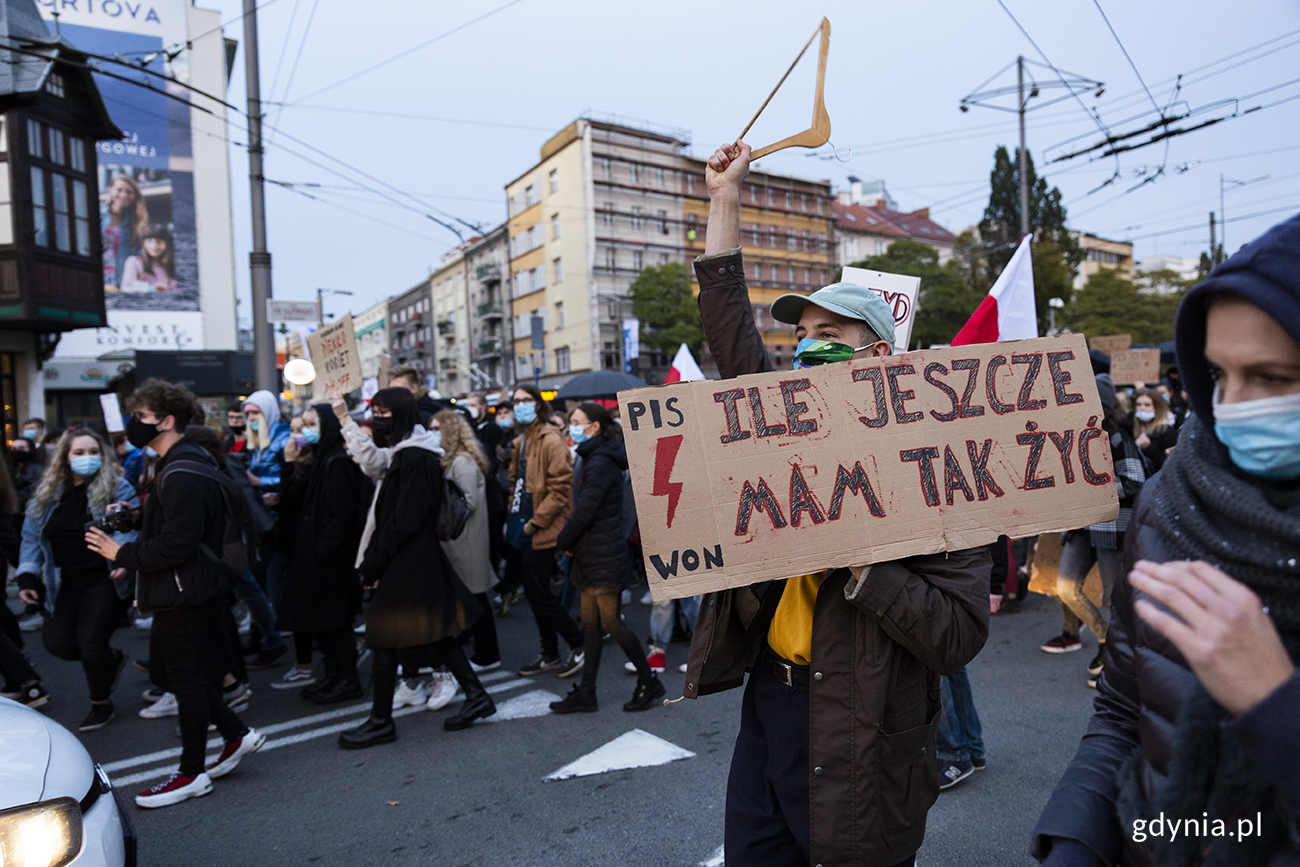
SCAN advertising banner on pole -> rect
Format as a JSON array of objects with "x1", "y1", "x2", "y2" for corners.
[{"x1": 618, "y1": 334, "x2": 1118, "y2": 601}]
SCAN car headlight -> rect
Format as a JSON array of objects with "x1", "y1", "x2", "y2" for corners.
[{"x1": 0, "y1": 797, "x2": 83, "y2": 867}]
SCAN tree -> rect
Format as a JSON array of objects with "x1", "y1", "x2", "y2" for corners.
[
  {"x1": 847, "y1": 239, "x2": 981, "y2": 349},
  {"x1": 975, "y1": 145, "x2": 1082, "y2": 334},
  {"x1": 1064, "y1": 269, "x2": 1182, "y2": 346},
  {"x1": 629, "y1": 262, "x2": 703, "y2": 356}
]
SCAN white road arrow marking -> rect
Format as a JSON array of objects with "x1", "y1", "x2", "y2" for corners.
[{"x1": 544, "y1": 728, "x2": 696, "y2": 781}]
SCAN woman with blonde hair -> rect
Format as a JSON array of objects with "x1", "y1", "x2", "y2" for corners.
[
  {"x1": 1131, "y1": 386, "x2": 1179, "y2": 471},
  {"x1": 433, "y1": 409, "x2": 499, "y2": 672},
  {"x1": 102, "y1": 174, "x2": 148, "y2": 290},
  {"x1": 15, "y1": 428, "x2": 139, "y2": 730}
]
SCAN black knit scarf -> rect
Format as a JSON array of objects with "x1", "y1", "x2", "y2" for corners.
[{"x1": 1117, "y1": 414, "x2": 1300, "y2": 866}]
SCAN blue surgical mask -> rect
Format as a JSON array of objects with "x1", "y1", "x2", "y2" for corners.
[
  {"x1": 301, "y1": 427, "x2": 320, "y2": 445},
  {"x1": 1213, "y1": 389, "x2": 1300, "y2": 480},
  {"x1": 430, "y1": 431, "x2": 442, "y2": 449},
  {"x1": 514, "y1": 403, "x2": 537, "y2": 425},
  {"x1": 496, "y1": 415, "x2": 514, "y2": 429},
  {"x1": 70, "y1": 455, "x2": 102, "y2": 476},
  {"x1": 144, "y1": 446, "x2": 159, "y2": 458},
  {"x1": 569, "y1": 424, "x2": 590, "y2": 444},
  {"x1": 21, "y1": 429, "x2": 36, "y2": 440},
  {"x1": 248, "y1": 419, "x2": 260, "y2": 432}
]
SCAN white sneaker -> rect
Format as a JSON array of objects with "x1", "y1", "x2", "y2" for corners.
[
  {"x1": 17, "y1": 612, "x2": 42, "y2": 632},
  {"x1": 620, "y1": 589, "x2": 632, "y2": 605},
  {"x1": 269, "y1": 667, "x2": 317, "y2": 690},
  {"x1": 392, "y1": 677, "x2": 430, "y2": 709},
  {"x1": 135, "y1": 772, "x2": 213, "y2": 809},
  {"x1": 469, "y1": 659, "x2": 501, "y2": 674},
  {"x1": 678, "y1": 663, "x2": 688, "y2": 674},
  {"x1": 206, "y1": 728, "x2": 266, "y2": 779},
  {"x1": 133, "y1": 615, "x2": 153, "y2": 632},
  {"x1": 139, "y1": 692, "x2": 179, "y2": 718},
  {"x1": 425, "y1": 672, "x2": 458, "y2": 711},
  {"x1": 640, "y1": 589, "x2": 653, "y2": 606}
]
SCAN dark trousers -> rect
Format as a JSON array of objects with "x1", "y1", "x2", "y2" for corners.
[
  {"x1": 519, "y1": 546, "x2": 582, "y2": 659},
  {"x1": 316, "y1": 628, "x2": 357, "y2": 682},
  {"x1": 579, "y1": 589, "x2": 649, "y2": 693},
  {"x1": 469, "y1": 593, "x2": 500, "y2": 665},
  {"x1": 726, "y1": 651, "x2": 916, "y2": 867},
  {"x1": 42, "y1": 578, "x2": 124, "y2": 702},
  {"x1": 0, "y1": 604, "x2": 37, "y2": 687},
  {"x1": 150, "y1": 600, "x2": 248, "y2": 777},
  {"x1": 372, "y1": 637, "x2": 460, "y2": 719},
  {"x1": 220, "y1": 599, "x2": 248, "y2": 683}
]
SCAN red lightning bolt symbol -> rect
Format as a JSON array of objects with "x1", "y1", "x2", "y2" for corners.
[{"x1": 652, "y1": 435, "x2": 685, "y2": 528}]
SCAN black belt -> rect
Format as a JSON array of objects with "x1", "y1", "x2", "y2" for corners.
[{"x1": 766, "y1": 652, "x2": 810, "y2": 687}]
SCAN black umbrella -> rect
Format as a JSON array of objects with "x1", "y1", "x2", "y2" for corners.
[{"x1": 554, "y1": 370, "x2": 649, "y2": 400}]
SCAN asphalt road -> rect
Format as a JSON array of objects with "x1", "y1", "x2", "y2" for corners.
[{"x1": 8, "y1": 587, "x2": 1098, "y2": 866}]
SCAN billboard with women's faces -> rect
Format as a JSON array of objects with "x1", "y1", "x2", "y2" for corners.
[{"x1": 39, "y1": 0, "x2": 206, "y2": 359}]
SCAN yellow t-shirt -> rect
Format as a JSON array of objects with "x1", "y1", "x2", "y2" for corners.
[{"x1": 766, "y1": 572, "x2": 827, "y2": 666}]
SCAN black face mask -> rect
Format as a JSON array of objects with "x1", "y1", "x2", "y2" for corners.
[
  {"x1": 126, "y1": 415, "x2": 163, "y2": 449},
  {"x1": 228, "y1": 422, "x2": 246, "y2": 433},
  {"x1": 12, "y1": 449, "x2": 30, "y2": 463},
  {"x1": 370, "y1": 417, "x2": 392, "y2": 448}
]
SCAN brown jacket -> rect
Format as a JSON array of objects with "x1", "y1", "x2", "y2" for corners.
[
  {"x1": 683, "y1": 248, "x2": 992, "y2": 867},
  {"x1": 507, "y1": 422, "x2": 572, "y2": 550}
]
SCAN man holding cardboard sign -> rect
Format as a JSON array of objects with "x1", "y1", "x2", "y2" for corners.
[{"x1": 681, "y1": 142, "x2": 993, "y2": 867}]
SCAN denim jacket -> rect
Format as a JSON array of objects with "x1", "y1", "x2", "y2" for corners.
[
  {"x1": 248, "y1": 420, "x2": 291, "y2": 491},
  {"x1": 18, "y1": 476, "x2": 140, "y2": 610}
]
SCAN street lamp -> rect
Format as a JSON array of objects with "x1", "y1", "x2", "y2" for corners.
[
  {"x1": 1219, "y1": 174, "x2": 1270, "y2": 262},
  {"x1": 316, "y1": 288, "x2": 354, "y2": 329},
  {"x1": 1048, "y1": 296, "x2": 1065, "y2": 336}
]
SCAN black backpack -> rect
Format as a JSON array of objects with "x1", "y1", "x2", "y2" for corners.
[
  {"x1": 158, "y1": 459, "x2": 260, "y2": 579},
  {"x1": 437, "y1": 477, "x2": 471, "y2": 542}
]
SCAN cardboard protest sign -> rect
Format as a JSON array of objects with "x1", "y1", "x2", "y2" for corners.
[
  {"x1": 1109, "y1": 348, "x2": 1161, "y2": 386},
  {"x1": 99, "y1": 393, "x2": 124, "y2": 433},
  {"x1": 619, "y1": 334, "x2": 1119, "y2": 601},
  {"x1": 1088, "y1": 334, "x2": 1131, "y2": 356},
  {"x1": 842, "y1": 266, "x2": 922, "y2": 353},
  {"x1": 305, "y1": 313, "x2": 363, "y2": 397}
]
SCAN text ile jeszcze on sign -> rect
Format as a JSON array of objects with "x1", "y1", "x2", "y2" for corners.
[{"x1": 619, "y1": 334, "x2": 1119, "y2": 601}]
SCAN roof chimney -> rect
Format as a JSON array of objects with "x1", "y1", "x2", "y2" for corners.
[
  {"x1": 848, "y1": 175, "x2": 863, "y2": 205},
  {"x1": 911, "y1": 208, "x2": 930, "y2": 219}
]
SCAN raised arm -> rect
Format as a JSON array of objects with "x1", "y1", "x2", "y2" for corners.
[{"x1": 704, "y1": 142, "x2": 750, "y2": 255}]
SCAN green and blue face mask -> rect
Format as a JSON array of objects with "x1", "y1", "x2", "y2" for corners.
[{"x1": 792, "y1": 338, "x2": 872, "y2": 369}]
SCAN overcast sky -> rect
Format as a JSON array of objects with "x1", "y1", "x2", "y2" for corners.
[{"x1": 200, "y1": 0, "x2": 1300, "y2": 326}]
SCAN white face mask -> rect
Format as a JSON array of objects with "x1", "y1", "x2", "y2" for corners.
[{"x1": 1135, "y1": 409, "x2": 1155, "y2": 422}]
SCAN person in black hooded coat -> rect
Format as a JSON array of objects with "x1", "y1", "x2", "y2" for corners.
[
  {"x1": 277, "y1": 404, "x2": 372, "y2": 704},
  {"x1": 551, "y1": 403, "x2": 663, "y2": 715}
]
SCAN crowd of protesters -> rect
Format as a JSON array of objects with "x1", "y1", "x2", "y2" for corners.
[{"x1": 5, "y1": 202, "x2": 1300, "y2": 863}]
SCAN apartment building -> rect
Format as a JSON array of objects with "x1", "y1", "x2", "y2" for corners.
[
  {"x1": 1071, "y1": 231, "x2": 1135, "y2": 290},
  {"x1": 388, "y1": 281, "x2": 434, "y2": 384},
  {"x1": 431, "y1": 242, "x2": 473, "y2": 395},
  {"x1": 505, "y1": 118, "x2": 692, "y2": 388},
  {"x1": 464, "y1": 224, "x2": 511, "y2": 390},
  {"x1": 834, "y1": 177, "x2": 957, "y2": 265},
  {"x1": 353, "y1": 300, "x2": 388, "y2": 380}
]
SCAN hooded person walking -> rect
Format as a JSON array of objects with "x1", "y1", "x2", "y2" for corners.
[
  {"x1": 338, "y1": 388, "x2": 495, "y2": 749},
  {"x1": 1033, "y1": 213, "x2": 1300, "y2": 866},
  {"x1": 277, "y1": 405, "x2": 373, "y2": 704}
]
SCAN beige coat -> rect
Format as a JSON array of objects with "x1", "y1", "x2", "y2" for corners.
[{"x1": 441, "y1": 454, "x2": 494, "y2": 595}]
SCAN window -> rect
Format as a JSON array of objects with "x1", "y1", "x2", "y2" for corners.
[
  {"x1": 44, "y1": 73, "x2": 64, "y2": 98},
  {"x1": 602, "y1": 202, "x2": 614, "y2": 227},
  {"x1": 556, "y1": 346, "x2": 571, "y2": 373},
  {"x1": 769, "y1": 264, "x2": 779, "y2": 282},
  {"x1": 659, "y1": 253, "x2": 669, "y2": 265},
  {"x1": 604, "y1": 247, "x2": 615, "y2": 270},
  {"x1": 801, "y1": 194, "x2": 809, "y2": 213},
  {"x1": 803, "y1": 268, "x2": 811, "y2": 285},
  {"x1": 548, "y1": 169, "x2": 558, "y2": 193},
  {"x1": 788, "y1": 265, "x2": 796, "y2": 283},
  {"x1": 787, "y1": 232, "x2": 795, "y2": 252},
  {"x1": 598, "y1": 157, "x2": 611, "y2": 180},
  {"x1": 766, "y1": 188, "x2": 775, "y2": 207},
  {"x1": 629, "y1": 163, "x2": 640, "y2": 184},
  {"x1": 875, "y1": 240, "x2": 886, "y2": 255},
  {"x1": 802, "y1": 229, "x2": 810, "y2": 251},
  {"x1": 555, "y1": 301, "x2": 565, "y2": 328},
  {"x1": 525, "y1": 184, "x2": 536, "y2": 207},
  {"x1": 687, "y1": 174, "x2": 696, "y2": 194},
  {"x1": 0, "y1": 163, "x2": 12, "y2": 245},
  {"x1": 551, "y1": 213, "x2": 561, "y2": 240},
  {"x1": 526, "y1": 225, "x2": 537, "y2": 250},
  {"x1": 51, "y1": 173, "x2": 69, "y2": 252},
  {"x1": 30, "y1": 166, "x2": 46, "y2": 247},
  {"x1": 749, "y1": 185, "x2": 759, "y2": 205},
  {"x1": 49, "y1": 130, "x2": 64, "y2": 166},
  {"x1": 768, "y1": 226, "x2": 776, "y2": 248},
  {"x1": 752, "y1": 263, "x2": 761, "y2": 282},
  {"x1": 655, "y1": 167, "x2": 665, "y2": 188},
  {"x1": 630, "y1": 206, "x2": 642, "y2": 230},
  {"x1": 657, "y1": 209, "x2": 668, "y2": 234},
  {"x1": 27, "y1": 119, "x2": 41, "y2": 158},
  {"x1": 750, "y1": 224, "x2": 760, "y2": 246},
  {"x1": 553, "y1": 257, "x2": 563, "y2": 284},
  {"x1": 785, "y1": 190, "x2": 793, "y2": 209},
  {"x1": 633, "y1": 250, "x2": 644, "y2": 272},
  {"x1": 530, "y1": 266, "x2": 542, "y2": 291}
]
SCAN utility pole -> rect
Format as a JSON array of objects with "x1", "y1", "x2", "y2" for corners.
[
  {"x1": 1016, "y1": 56, "x2": 1030, "y2": 240},
  {"x1": 244, "y1": 0, "x2": 276, "y2": 391},
  {"x1": 1209, "y1": 212, "x2": 1217, "y2": 267},
  {"x1": 1219, "y1": 174, "x2": 1270, "y2": 263}
]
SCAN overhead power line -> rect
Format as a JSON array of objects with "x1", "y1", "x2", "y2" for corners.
[
  {"x1": 1125, "y1": 205, "x2": 1299, "y2": 241},
  {"x1": 1090, "y1": 0, "x2": 1161, "y2": 115}
]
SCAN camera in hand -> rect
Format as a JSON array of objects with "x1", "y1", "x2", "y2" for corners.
[{"x1": 88, "y1": 505, "x2": 137, "y2": 534}]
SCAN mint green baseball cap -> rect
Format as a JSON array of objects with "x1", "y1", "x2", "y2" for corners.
[{"x1": 770, "y1": 282, "x2": 897, "y2": 353}]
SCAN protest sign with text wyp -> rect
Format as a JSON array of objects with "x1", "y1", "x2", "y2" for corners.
[{"x1": 619, "y1": 333, "x2": 1119, "y2": 601}]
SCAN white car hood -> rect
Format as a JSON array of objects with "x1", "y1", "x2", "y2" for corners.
[{"x1": 0, "y1": 698, "x2": 94, "y2": 808}]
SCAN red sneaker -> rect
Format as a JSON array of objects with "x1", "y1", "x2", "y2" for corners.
[
  {"x1": 1040, "y1": 634, "x2": 1083, "y2": 654},
  {"x1": 135, "y1": 772, "x2": 212, "y2": 809},
  {"x1": 625, "y1": 646, "x2": 666, "y2": 674},
  {"x1": 206, "y1": 728, "x2": 266, "y2": 779}
]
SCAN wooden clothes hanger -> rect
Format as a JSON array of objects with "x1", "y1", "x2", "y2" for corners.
[{"x1": 736, "y1": 17, "x2": 832, "y2": 160}]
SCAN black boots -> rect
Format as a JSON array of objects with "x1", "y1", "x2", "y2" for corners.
[
  {"x1": 623, "y1": 675, "x2": 665, "y2": 712},
  {"x1": 441, "y1": 644, "x2": 496, "y2": 730},
  {"x1": 550, "y1": 684, "x2": 598, "y2": 714},
  {"x1": 338, "y1": 715, "x2": 396, "y2": 749},
  {"x1": 312, "y1": 677, "x2": 363, "y2": 705}
]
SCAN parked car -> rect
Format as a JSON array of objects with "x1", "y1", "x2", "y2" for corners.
[{"x1": 0, "y1": 697, "x2": 135, "y2": 866}]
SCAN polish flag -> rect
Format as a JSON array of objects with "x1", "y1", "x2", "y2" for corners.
[
  {"x1": 951, "y1": 234, "x2": 1038, "y2": 346},
  {"x1": 663, "y1": 343, "x2": 705, "y2": 383}
]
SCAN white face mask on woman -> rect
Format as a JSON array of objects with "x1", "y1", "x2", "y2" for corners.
[{"x1": 1135, "y1": 409, "x2": 1155, "y2": 422}]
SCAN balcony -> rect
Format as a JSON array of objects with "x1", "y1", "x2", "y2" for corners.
[
  {"x1": 438, "y1": 357, "x2": 455, "y2": 371},
  {"x1": 476, "y1": 263, "x2": 501, "y2": 282},
  {"x1": 477, "y1": 338, "x2": 502, "y2": 357},
  {"x1": 477, "y1": 301, "x2": 503, "y2": 320},
  {"x1": 436, "y1": 319, "x2": 454, "y2": 336}
]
